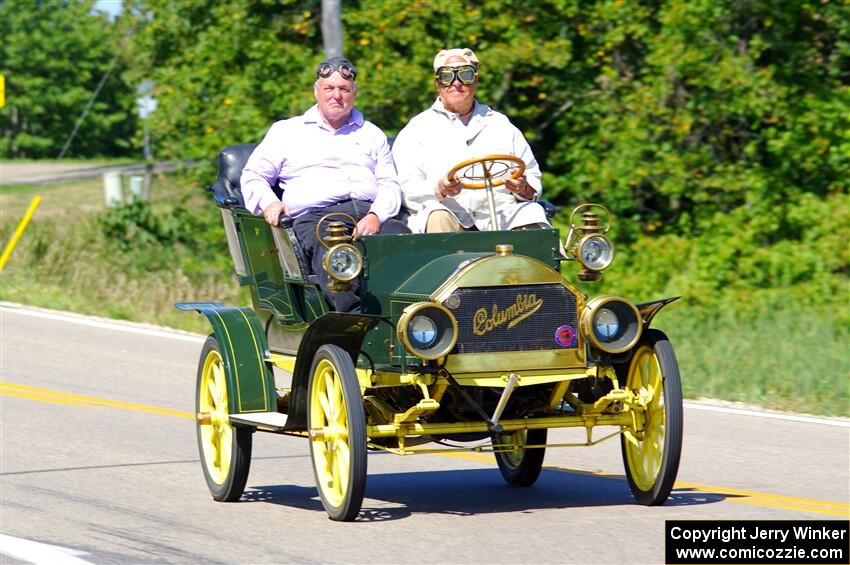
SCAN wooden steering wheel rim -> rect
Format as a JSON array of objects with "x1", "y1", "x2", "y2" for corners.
[{"x1": 446, "y1": 154, "x2": 526, "y2": 189}]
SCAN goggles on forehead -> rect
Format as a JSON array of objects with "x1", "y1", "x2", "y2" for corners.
[
  {"x1": 435, "y1": 64, "x2": 477, "y2": 86},
  {"x1": 317, "y1": 61, "x2": 357, "y2": 80}
]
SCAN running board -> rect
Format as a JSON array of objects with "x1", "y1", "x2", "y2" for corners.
[{"x1": 230, "y1": 412, "x2": 288, "y2": 431}]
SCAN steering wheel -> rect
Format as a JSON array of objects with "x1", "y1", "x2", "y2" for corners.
[{"x1": 446, "y1": 154, "x2": 525, "y2": 189}]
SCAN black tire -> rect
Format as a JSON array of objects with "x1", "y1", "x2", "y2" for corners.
[
  {"x1": 196, "y1": 336, "x2": 252, "y2": 502},
  {"x1": 307, "y1": 344, "x2": 367, "y2": 521},
  {"x1": 619, "y1": 329, "x2": 683, "y2": 505},
  {"x1": 493, "y1": 428, "x2": 548, "y2": 487}
]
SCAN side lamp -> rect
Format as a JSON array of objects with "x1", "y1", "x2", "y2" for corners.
[
  {"x1": 317, "y1": 215, "x2": 363, "y2": 292},
  {"x1": 563, "y1": 203, "x2": 615, "y2": 282}
]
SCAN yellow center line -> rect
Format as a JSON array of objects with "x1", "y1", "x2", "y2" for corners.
[
  {"x1": 1, "y1": 381, "x2": 194, "y2": 420},
  {"x1": 3, "y1": 380, "x2": 848, "y2": 517},
  {"x1": 429, "y1": 449, "x2": 850, "y2": 518}
]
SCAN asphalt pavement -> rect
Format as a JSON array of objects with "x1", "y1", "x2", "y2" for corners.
[
  {"x1": 1, "y1": 302, "x2": 848, "y2": 564},
  {"x1": 1, "y1": 162, "x2": 179, "y2": 185}
]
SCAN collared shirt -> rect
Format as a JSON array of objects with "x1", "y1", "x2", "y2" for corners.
[
  {"x1": 241, "y1": 105, "x2": 401, "y2": 222},
  {"x1": 392, "y1": 98, "x2": 546, "y2": 232}
]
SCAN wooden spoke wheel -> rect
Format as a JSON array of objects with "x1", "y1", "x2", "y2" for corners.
[
  {"x1": 308, "y1": 344, "x2": 367, "y2": 521},
  {"x1": 493, "y1": 428, "x2": 547, "y2": 487},
  {"x1": 196, "y1": 336, "x2": 252, "y2": 502},
  {"x1": 447, "y1": 154, "x2": 525, "y2": 189},
  {"x1": 620, "y1": 329, "x2": 683, "y2": 505}
]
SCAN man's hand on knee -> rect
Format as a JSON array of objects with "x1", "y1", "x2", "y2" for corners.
[
  {"x1": 354, "y1": 212, "x2": 380, "y2": 238},
  {"x1": 262, "y1": 201, "x2": 288, "y2": 226}
]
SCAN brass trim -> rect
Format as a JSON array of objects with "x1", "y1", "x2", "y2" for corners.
[
  {"x1": 445, "y1": 347, "x2": 586, "y2": 374},
  {"x1": 397, "y1": 302, "x2": 459, "y2": 360},
  {"x1": 432, "y1": 254, "x2": 576, "y2": 303},
  {"x1": 367, "y1": 411, "x2": 634, "y2": 439},
  {"x1": 580, "y1": 295, "x2": 643, "y2": 353}
]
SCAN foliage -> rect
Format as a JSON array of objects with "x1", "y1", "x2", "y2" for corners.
[
  {"x1": 99, "y1": 199, "x2": 193, "y2": 250},
  {"x1": 0, "y1": 0, "x2": 139, "y2": 158},
  {"x1": 3, "y1": 1, "x2": 847, "y2": 412},
  {"x1": 94, "y1": 190, "x2": 233, "y2": 277}
]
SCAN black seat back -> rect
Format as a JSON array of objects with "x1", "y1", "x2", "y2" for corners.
[{"x1": 209, "y1": 143, "x2": 257, "y2": 207}]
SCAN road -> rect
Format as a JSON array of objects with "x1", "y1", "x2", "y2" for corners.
[
  {"x1": 1, "y1": 303, "x2": 848, "y2": 564},
  {"x1": 1, "y1": 162, "x2": 180, "y2": 185}
]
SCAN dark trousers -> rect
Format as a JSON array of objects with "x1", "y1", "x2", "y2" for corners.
[{"x1": 293, "y1": 199, "x2": 410, "y2": 312}]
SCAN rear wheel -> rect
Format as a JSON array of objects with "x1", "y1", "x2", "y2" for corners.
[
  {"x1": 196, "y1": 336, "x2": 252, "y2": 501},
  {"x1": 620, "y1": 329, "x2": 682, "y2": 505},
  {"x1": 493, "y1": 428, "x2": 547, "y2": 486},
  {"x1": 308, "y1": 344, "x2": 367, "y2": 521}
]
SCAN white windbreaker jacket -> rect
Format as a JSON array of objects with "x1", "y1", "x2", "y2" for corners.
[{"x1": 392, "y1": 98, "x2": 549, "y2": 233}]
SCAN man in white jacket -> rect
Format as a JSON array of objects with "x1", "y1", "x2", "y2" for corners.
[{"x1": 393, "y1": 47, "x2": 550, "y2": 233}]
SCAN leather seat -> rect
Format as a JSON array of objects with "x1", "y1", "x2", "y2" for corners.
[{"x1": 209, "y1": 143, "x2": 311, "y2": 278}]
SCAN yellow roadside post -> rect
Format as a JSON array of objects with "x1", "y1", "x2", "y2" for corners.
[{"x1": 0, "y1": 196, "x2": 42, "y2": 271}]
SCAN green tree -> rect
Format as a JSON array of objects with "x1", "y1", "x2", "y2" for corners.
[
  {"x1": 128, "y1": 0, "x2": 848, "y2": 306},
  {"x1": 0, "y1": 0, "x2": 138, "y2": 158}
]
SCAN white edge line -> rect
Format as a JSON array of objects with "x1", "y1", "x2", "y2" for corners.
[
  {"x1": 683, "y1": 402, "x2": 849, "y2": 428},
  {"x1": 2, "y1": 303, "x2": 847, "y2": 428},
  {"x1": 0, "y1": 534, "x2": 93, "y2": 565},
  {"x1": 1, "y1": 302, "x2": 205, "y2": 344}
]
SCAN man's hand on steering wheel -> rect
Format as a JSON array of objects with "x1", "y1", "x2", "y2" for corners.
[
  {"x1": 436, "y1": 175, "x2": 463, "y2": 199},
  {"x1": 504, "y1": 175, "x2": 535, "y2": 201}
]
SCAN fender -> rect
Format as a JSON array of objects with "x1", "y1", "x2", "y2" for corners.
[
  {"x1": 637, "y1": 296, "x2": 680, "y2": 329},
  {"x1": 283, "y1": 312, "x2": 382, "y2": 431},
  {"x1": 176, "y1": 301, "x2": 276, "y2": 414}
]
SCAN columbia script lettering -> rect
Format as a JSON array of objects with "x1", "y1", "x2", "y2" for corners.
[{"x1": 473, "y1": 294, "x2": 543, "y2": 336}]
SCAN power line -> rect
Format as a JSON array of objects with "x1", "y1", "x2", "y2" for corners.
[{"x1": 56, "y1": 50, "x2": 121, "y2": 160}]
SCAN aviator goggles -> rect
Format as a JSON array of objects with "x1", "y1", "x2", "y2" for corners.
[
  {"x1": 435, "y1": 64, "x2": 478, "y2": 86},
  {"x1": 316, "y1": 61, "x2": 357, "y2": 80}
]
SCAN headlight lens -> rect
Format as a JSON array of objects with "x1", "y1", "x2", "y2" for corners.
[
  {"x1": 398, "y1": 302, "x2": 458, "y2": 360},
  {"x1": 409, "y1": 315, "x2": 438, "y2": 348},
  {"x1": 594, "y1": 308, "x2": 619, "y2": 341},
  {"x1": 578, "y1": 235, "x2": 614, "y2": 270},
  {"x1": 580, "y1": 296, "x2": 642, "y2": 353},
  {"x1": 324, "y1": 243, "x2": 362, "y2": 282}
]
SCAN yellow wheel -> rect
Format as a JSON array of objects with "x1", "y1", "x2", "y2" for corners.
[
  {"x1": 308, "y1": 344, "x2": 366, "y2": 521},
  {"x1": 196, "y1": 336, "x2": 252, "y2": 502},
  {"x1": 620, "y1": 329, "x2": 682, "y2": 505},
  {"x1": 493, "y1": 428, "x2": 547, "y2": 486}
]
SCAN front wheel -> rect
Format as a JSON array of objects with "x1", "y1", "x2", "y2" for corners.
[
  {"x1": 196, "y1": 336, "x2": 252, "y2": 502},
  {"x1": 308, "y1": 344, "x2": 367, "y2": 521},
  {"x1": 493, "y1": 428, "x2": 547, "y2": 486},
  {"x1": 620, "y1": 329, "x2": 683, "y2": 505}
]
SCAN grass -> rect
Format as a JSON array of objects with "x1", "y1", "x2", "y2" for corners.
[
  {"x1": 1, "y1": 173, "x2": 848, "y2": 416},
  {"x1": 0, "y1": 172, "x2": 241, "y2": 333},
  {"x1": 653, "y1": 304, "x2": 849, "y2": 417}
]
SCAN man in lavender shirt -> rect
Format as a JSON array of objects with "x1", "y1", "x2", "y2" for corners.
[{"x1": 241, "y1": 56, "x2": 409, "y2": 312}]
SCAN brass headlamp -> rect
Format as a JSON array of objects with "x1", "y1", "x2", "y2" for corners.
[
  {"x1": 317, "y1": 214, "x2": 363, "y2": 292},
  {"x1": 563, "y1": 203, "x2": 614, "y2": 282}
]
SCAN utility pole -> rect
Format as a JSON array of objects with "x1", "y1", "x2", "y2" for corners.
[
  {"x1": 137, "y1": 81, "x2": 156, "y2": 199},
  {"x1": 321, "y1": 0, "x2": 343, "y2": 58}
]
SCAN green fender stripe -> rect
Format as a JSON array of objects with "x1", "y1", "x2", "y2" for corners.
[{"x1": 176, "y1": 302, "x2": 275, "y2": 413}]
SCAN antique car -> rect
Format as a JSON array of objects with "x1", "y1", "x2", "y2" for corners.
[{"x1": 177, "y1": 144, "x2": 683, "y2": 521}]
